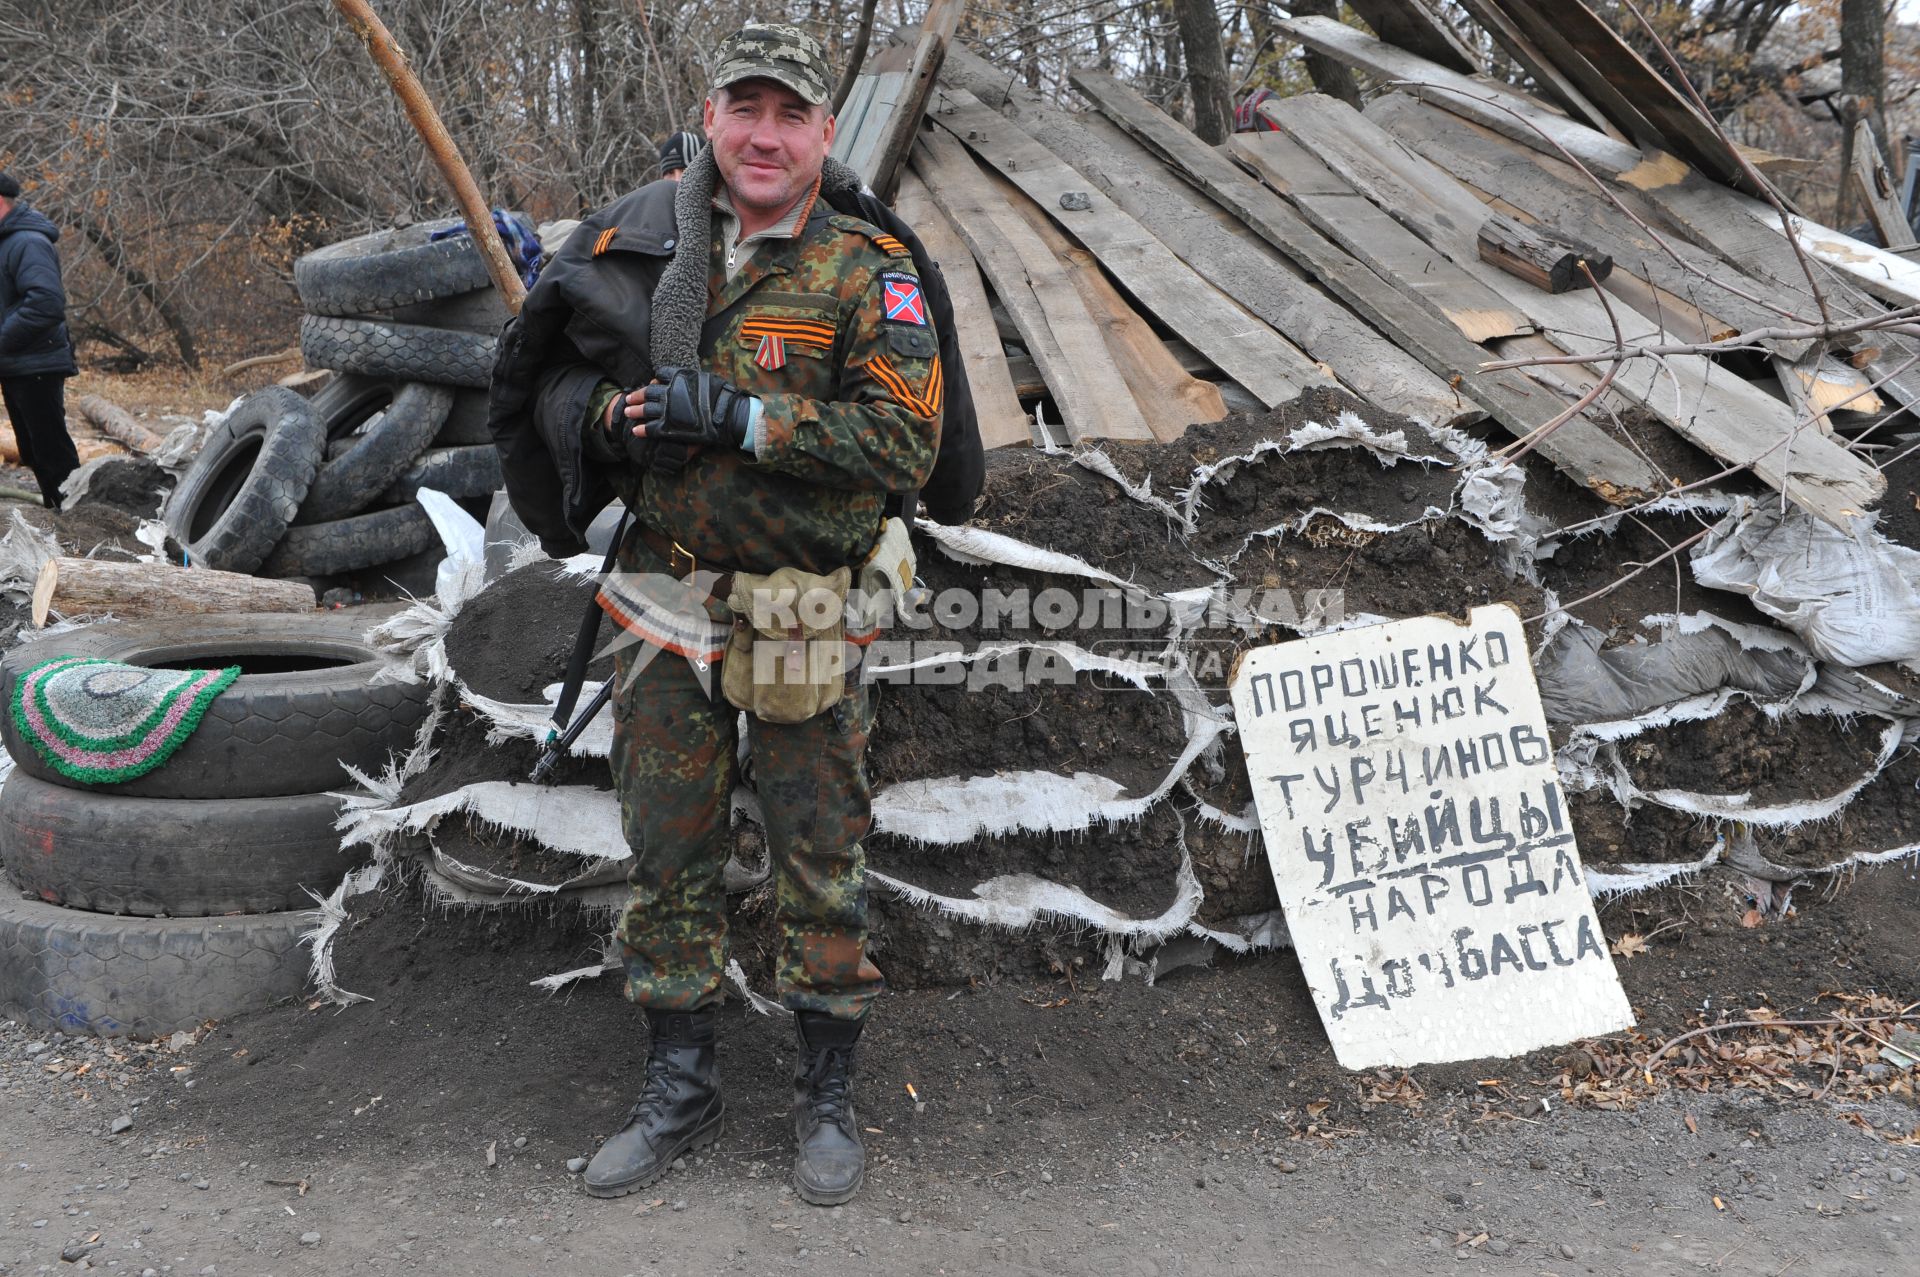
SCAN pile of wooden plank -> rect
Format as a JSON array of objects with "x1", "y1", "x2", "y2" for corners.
[{"x1": 831, "y1": 2, "x2": 1918, "y2": 529}]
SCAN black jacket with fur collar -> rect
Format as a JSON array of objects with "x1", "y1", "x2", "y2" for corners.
[{"x1": 488, "y1": 170, "x2": 982, "y2": 557}]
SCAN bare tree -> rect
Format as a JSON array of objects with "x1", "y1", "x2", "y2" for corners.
[{"x1": 1170, "y1": 0, "x2": 1231, "y2": 141}]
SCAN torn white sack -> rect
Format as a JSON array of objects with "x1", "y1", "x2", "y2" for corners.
[
  {"x1": 1535, "y1": 611, "x2": 1815, "y2": 727},
  {"x1": 1691, "y1": 498, "x2": 1920, "y2": 667}
]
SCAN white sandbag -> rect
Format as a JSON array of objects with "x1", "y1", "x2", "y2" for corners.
[{"x1": 1691, "y1": 499, "x2": 1920, "y2": 667}]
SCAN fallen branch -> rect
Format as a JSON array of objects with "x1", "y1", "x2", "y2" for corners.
[
  {"x1": 219, "y1": 347, "x2": 302, "y2": 378},
  {"x1": 33, "y1": 556, "x2": 317, "y2": 627}
]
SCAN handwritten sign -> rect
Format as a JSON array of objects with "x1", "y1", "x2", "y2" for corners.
[{"x1": 1230, "y1": 605, "x2": 1632, "y2": 1069}]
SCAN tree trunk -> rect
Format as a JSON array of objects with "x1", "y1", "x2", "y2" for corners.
[
  {"x1": 73, "y1": 215, "x2": 199, "y2": 370},
  {"x1": 1291, "y1": 0, "x2": 1362, "y2": 108},
  {"x1": 1171, "y1": 0, "x2": 1231, "y2": 143},
  {"x1": 1835, "y1": 0, "x2": 1889, "y2": 224}
]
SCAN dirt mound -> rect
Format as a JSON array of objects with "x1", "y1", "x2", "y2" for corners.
[
  {"x1": 1617, "y1": 702, "x2": 1889, "y2": 804},
  {"x1": 75, "y1": 457, "x2": 171, "y2": 515},
  {"x1": 867, "y1": 670, "x2": 1189, "y2": 794},
  {"x1": 968, "y1": 450, "x2": 1205, "y2": 595},
  {"x1": 869, "y1": 800, "x2": 1192, "y2": 922},
  {"x1": 443, "y1": 559, "x2": 610, "y2": 702}
]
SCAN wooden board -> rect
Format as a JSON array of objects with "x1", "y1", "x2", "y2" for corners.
[
  {"x1": 1848, "y1": 119, "x2": 1917, "y2": 252},
  {"x1": 1343, "y1": 0, "x2": 1480, "y2": 74},
  {"x1": 997, "y1": 174, "x2": 1227, "y2": 439},
  {"x1": 909, "y1": 131, "x2": 1155, "y2": 443},
  {"x1": 1276, "y1": 14, "x2": 1645, "y2": 174},
  {"x1": 860, "y1": 3, "x2": 967, "y2": 201},
  {"x1": 940, "y1": 48, "x2": 1473, "y2": 424},
  {"x1": 1364, "y1": 94, "x2": 1813, "y2": 359},
  {"x1": 892, "y1": 169, "x2": 1032, "y2": 449},
  {"x1": 1447, "y1": 0, "x2": 1624, "y2": 140},
  {"x1": 1062, "y1": 71, "x2": 1660, "y2": 500},
  {"x1": 1276, "y1": 95, "x2": 1885, "y2": 525},
  {"x1": 1505, "y1": 0, "x2": 1756, "y2": 196},
  {"x1": 930, "y1": 91, "x2": 1320, "y2": 411}
]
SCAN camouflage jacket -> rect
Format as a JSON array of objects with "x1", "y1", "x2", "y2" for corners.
[{"x1": 488, "y1": 176, "x2": 943, "y2": 570}]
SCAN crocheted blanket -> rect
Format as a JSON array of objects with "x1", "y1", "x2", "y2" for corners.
[{"x1": 11, "y1": 656, "x2": 241, "y2": 784}]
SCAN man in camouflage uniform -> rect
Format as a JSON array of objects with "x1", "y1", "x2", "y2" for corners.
[{"x1": 491, "y1": 23, "x2": 942, "y2": 1207}]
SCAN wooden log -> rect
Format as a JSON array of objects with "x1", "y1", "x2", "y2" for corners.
[
  {"x1": 1476, "y1": 217, "x2": 1611, "y2": 293},
  {"x1": 71, "y1": 394, "x2": 167, "y2": 454},
  {"x1": 33, "y1": 557, "x2": 318, "y2": 628}
]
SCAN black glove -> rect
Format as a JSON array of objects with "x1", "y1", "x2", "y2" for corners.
[
  {"x1": 639, "y1": 366, "x2": 757, "y2": 450},
  {"x1": 595, "y1": 389, "x2": 656, "y2": 468}
]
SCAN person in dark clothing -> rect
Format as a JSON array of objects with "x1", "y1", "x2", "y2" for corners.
[
  {"x1": 656, "y1": 129, "x2": 705, "y2": 181},
  {"x1": 0, "y1": 173, "x2": 80, "y2": 508}
]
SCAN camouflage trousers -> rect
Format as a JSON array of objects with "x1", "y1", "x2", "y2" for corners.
[{"x1": 608, "y1": 626, "x2": 885, "y2": 1021}]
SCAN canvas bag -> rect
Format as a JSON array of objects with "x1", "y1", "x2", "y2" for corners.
[{"x1": 723, "y1": 565, "x2": 852, "y2": 723}]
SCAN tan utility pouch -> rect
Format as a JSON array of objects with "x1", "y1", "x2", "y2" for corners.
[
  {"x1": 849, "y1": 516, "x2": 919, "y2": 640},
  {"x1": 722, "y1": 565, "x2": 852, "y2": 724}
]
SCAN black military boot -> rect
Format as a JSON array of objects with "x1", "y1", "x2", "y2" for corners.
[
  {"x1": 791, "y1": 1011, "x2": 866, "y2": 1205},
  {"x1": 583, "y1": 1008, "x2": 723, "y2": 1198}
]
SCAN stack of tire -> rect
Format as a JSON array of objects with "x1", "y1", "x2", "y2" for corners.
[
  {"x1": 0, "y1": 613, "x2": 431, "y2": 1036},
  {"x1": 164, "y1": 217, "x2": 514, "y2": 583}
]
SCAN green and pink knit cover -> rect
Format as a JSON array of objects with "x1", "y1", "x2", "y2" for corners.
[{"x1": 11, "y1": 656, "x2": 241, "y2": 784}]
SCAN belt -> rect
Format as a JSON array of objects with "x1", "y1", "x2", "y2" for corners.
[{"x1": 637, "y1": 525, "x2": 736, "y2": 602}]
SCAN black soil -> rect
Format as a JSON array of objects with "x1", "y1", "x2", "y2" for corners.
[
  {"x1": 145, "y1": 859, "x2": 1920, "y2": 1178},
  {"x1": 1873, "y1": 443, "x2": 1920, "y2": 554},
  {"x1": 1226, "y1": 516, "x2": 1543, "y2": 626},
  {"x1": 432, "y1": 819, "x2": 614, "y2": 888},
  {"x1": 1616, "y1": 702, "x2": 1889, "y2": 804},
  {"x1": 18, "y1": 502, "x2": 147, "y2": 559},
  {"x1": 74, "y1": 457, "x2": 170, "y2": 516},
  {"x1": 867, "y1": 800, "x2": 1192, "y2": 921},
  {"x1": 1568, "y1": 789, "x2": 1720, "y2": 866},
  {"x1": 443, "y1": 560, "x2": 612, "y2": 703},
  {"x1": 1752, "y1": 744, "x2": 1920, "y2": 869},
  {"x1": 866, "y1": 668, "x2": 1188, "y2": 795},
  {"x1": 399, "y1": 703, "x2": 609, "y2": 807},
  {"x1": 908, "y1": 535, "x2": 1180, "y2": 657},
  {"x1": 968, "y1": 449, "x2": 1209, "y2": 596}
]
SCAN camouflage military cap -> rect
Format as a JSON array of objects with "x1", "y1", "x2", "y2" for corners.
[{"x1": 712, "y1": 23, "x2": 834, "y2": 107}]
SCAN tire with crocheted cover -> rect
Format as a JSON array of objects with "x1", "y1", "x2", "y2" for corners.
[
  {"x1": 0, "y1": 892, "x2": 313, "y2": 1037},
  {"x1": 297, "y1": 375, "x2": 452, "y2": 524},
  {"x1": 299, "y1": 315, "x2": 496, "y2": 389},
  {"x1": 0, "y1": 773, "x2": 353, "y2": 917},
  {"x1": 0, "y1": 612, "x2": 430, "y2": 800},
  {"x1": 293, "y1": 218, "x2": 495, "y2": 317},
  {"x1": 162, "y1": 387, "x2": 326, "y2": 573},
  {"x1": 262, "y1": 504, "x2": 438, "y2": 578}
]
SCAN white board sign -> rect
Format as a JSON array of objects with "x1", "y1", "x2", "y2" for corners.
[{"x1": 1229, "y1": 605, "x2": 1633, "y2": 1069}]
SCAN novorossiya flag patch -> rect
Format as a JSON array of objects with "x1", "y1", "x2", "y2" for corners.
[{"x1": 880, "y1": 273, "x2": 927, "y2": 326}]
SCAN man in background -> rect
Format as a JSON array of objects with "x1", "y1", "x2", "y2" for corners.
[
  {"x1": 0, "y1": 173, "x2": 80, "y2": 509},
  {"x1": 656, "y1": 129, "x2": 705, "y2": 181}
]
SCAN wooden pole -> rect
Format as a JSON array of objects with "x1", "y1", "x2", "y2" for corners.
[{"x1": 330, "y1": 0, "x2": 528, "y2": 315}]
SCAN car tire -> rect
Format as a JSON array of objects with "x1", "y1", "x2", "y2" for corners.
[
  {"x1": 0, "y1": 891, "x2": 314, "y2": 1038},
  {"x1": 162, "y1": 388, "x2": 325, "y2": 573},
  {"x1": 378, "y1": 445, "x2": 502, "y2": 504},
  {"x1": 299, "y1": 315, "x2": 496, "y2": 390},
  {"x1": 0, "y1": 612, "x2": 431, "y2": 800},
  {"x1": 0, "y1": 775, "x2": 353, "y2": 917},
  {"x1": 294, "y1": 218, "x2": 495, "y2": 317},
  {"x1": 263, "y1": 504, "x2": 438, "y2": 578},
  {"x1": 298, "y1": 376, "x2": 452, "y2": 523}
]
